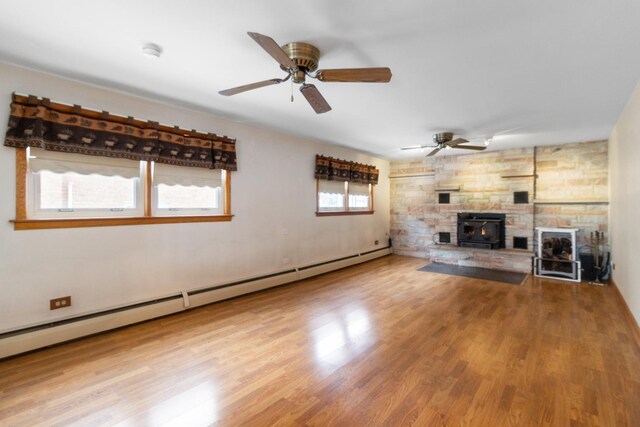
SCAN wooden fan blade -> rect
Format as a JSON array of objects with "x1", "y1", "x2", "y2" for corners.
[
  {"x1": 427, "y1": 147, "x2": 442, "y2": 157},
  {"x1": 247, "y1": 32, "x2": 297, "y2": 70},
  {"x1": 300, "y1": 84, "x2": 332, "y2": 114},
  {"x1": 453, "y1": 145, "x2": 486, "y2": 151},
  {"x1": 315, "y1": 67, "x2": 392, "y2": 83},
  {"x1": 448, "y1": 138, "x2": 470, "y2": 146},
  {"x1": 219, "y1": 78, "x2": 286, "y2": 96}
]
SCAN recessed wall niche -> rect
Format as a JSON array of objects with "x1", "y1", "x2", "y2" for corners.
[
  {"x1": 514, "y1": 191, "x2": 529, "y2": 204},
  {"x1": 439, "y1": 193, "x2": 450, "y2": 204},
  {"x1": 438, "y1": 232, "x2": 451, "y2": 244},
  {"x1": 513, "y1": 236, "x2": 528, "y2": 249}
]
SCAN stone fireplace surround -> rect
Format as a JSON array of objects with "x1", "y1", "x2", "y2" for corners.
[{"x1": 389, "y1": 140, "x2": 609, "y2": 274}]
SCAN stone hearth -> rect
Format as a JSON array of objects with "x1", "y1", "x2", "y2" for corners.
[{"x1": 429, "y1": 246, "x2": 534, "y2": 274}]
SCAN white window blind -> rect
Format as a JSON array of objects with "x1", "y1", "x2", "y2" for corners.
[
  {"x1": 153, "y1": 162, "x2": 223, "y2": 214},
  {"x1": 318, "y1": 180, "x2": 346, "y2": 211},
  {"x1": 153, "y1": 163, "x2": 222, "y2": 188},
  {"x1": 27, "y1": 148, "x2": 143, "y2": 218},
  {"x1": 319, "y1": 180, "x2": 346, "y2": 194},
  {"x1": 348, "y1": 183, "x2": 371, "y2": 210},
  {"x1": 29, "y1": 148, "x2": 140, "y2": 178}
]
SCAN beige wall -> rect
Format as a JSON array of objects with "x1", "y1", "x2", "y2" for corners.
[
  {"x1": 0, "y1": 63, "x2": 390, "y2": 333},
  {"x1": 610, "y1": 79, "x2": 640, "y2": 325}
]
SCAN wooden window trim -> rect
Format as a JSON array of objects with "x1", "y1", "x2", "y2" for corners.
[
  {"x1": 144, "y1": 160, "x2": 152, "y2": 217},
  {"x1": 15, "y1": 147, "x2": 27, "y2": 221},
  {"x1": 223, "y1": 170, "x2": 231, "y2": 215},
  {"x1": 315, "y1": 179, "x2": 374, "y2": 217},
  {"x1": 11, "y1": 149, "x2": 233, "y2": 230},
  {"x1": 315, "y1": 211, "x2": 374, "y2": 217},
  {"x1": 11, "y1": 215, "x2": 233, "y2": 230}
]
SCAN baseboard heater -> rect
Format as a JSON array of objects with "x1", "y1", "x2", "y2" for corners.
[{"x1": 0, "y1": 247, "x2": 391, "y2": 359}]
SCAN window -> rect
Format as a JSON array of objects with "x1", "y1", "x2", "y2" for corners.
[
  {"x1": 13, "y1": 148, "x2": 232, "y2": 230},
  {"x1": 348, "y1": 183, "x2": 371, "y2": 211},
  {"x1": 316, "y1": 180, "x2": 373, "y2": 215},
  {"x1": 28, "y1": 148, "x2": 144, "y2": 218},
  {"x1": 153, "y1": 163, "x2": 224, "y2": 216},
  {"x1": 318, "y1": 180, "x2": 346, "y2": 212}
]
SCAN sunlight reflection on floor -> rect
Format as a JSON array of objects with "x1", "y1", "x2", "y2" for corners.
[
  {"x1": 311, "y1": 306, "x2": 377, "y2": 374},
  {"x1": 114, "y1": 382, "x2": 218, "y2": 427}
]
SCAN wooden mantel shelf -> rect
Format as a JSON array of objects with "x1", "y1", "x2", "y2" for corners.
[
  {"x1": 533, "y1": 199, "x2": 609, "y2": 205},
  {"x1": 435, "y1": 187, "x2": 461, "y2": 192},
  {"x1": 501, "y1": 174, "x2": 537, "y2": 179}
]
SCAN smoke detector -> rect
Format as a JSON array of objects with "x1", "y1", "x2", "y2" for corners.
[{"x1": 142, "y1": 43, "x2": 163, "y2": 59}]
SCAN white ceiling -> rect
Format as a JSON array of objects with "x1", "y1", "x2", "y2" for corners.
[{"x1": 1, "y1": 0, "x2": 639, "y2": 159}]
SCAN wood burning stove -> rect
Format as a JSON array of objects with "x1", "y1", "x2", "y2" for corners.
[{"x1": 457, "y1": 213, "x2": 506, "y2": 249}]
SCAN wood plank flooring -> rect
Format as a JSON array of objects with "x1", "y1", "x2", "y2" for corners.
[{"x1": 1, "y1": 255, "x2": 639, "y2": 426}]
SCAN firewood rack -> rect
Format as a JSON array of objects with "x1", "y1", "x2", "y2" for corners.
[{"x1": 534, "y1": 227, "x2": 581, "y2": 282}]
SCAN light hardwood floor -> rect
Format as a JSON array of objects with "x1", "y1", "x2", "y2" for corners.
[{"x1": 1, "y1": 255, "x2": 639, "y2": 426}]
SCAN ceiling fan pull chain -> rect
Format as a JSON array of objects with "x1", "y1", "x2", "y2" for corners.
[{"x1": 290, "y1": 78, "x2": 294, "y2": 102}]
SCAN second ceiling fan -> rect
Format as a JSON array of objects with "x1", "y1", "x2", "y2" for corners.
[
  {"x1": 402, "y1": 132, "x2": 487, "y2": 157},
  {"x1": 218, "y1": 32, "x2": 392, "y2": 114}
]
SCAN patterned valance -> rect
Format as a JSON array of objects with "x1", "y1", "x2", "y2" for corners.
[
  {"x1": 315, "y1": 155, "x2": 379, "y2": 185},
  {"x1": 4, "y1": 94, "x2": 237, "y2": 171}
]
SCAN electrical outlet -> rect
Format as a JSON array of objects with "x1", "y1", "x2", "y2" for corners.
[
  {"x1": 375, "y1": 240, "x2": 379, "y2": 245},
  {"x1": 612, "y1": 263, "x2": 616, "y2": 270},
  {"x1": 50, "y1": 296, "x2": 71, "y2": 310}
]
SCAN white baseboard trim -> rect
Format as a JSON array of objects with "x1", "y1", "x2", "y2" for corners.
[{"x1": 0, "y1": 247, "x2": 391, "y2": 359}]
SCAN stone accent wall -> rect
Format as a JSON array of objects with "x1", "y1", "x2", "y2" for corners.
[
  {"x1": 390, "y1": 140, "x2": 609, "y2": 272},
  {"x1": 390, "y1": 175, "x2": 435, "y2": 258},
  {"x1": 390, "y1": 147, "x2": 535, "y2": 256},
  {"x1": 534, "y1": 141, "x2": 609, "y2": 248},
  {"x1": 433, "y1": 147, "x2": 535, "y2": 250}
]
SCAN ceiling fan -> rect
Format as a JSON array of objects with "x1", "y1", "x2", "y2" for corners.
[
  {"x1": 401, "y1": 132, "x2": 487, "y2": 157},
  {"x1": 218, "y1": 32, "x2": 393, "y2": 114}
]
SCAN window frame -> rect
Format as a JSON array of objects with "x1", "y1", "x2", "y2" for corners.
[
  {"x1": 151, "y1": 161, "x2": 225, "y2": 217},
  {"x1": 315, "y1": 179, "x2": 374, "y2": 217},
  {"x1": 27, "y1": 149, "x2": 146, "y2": 219},
  {"x1": 11, "y1": 148, "x2": 233, "y2": 230}
]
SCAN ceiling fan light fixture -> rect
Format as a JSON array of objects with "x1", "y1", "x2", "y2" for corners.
[
  {"x1": 484, "y1": 137, "x2": 492, "y2": 146},
  {"x1": 142, "y1": 43, "x2": 163, "y2": 59},
  {"x1": 218, "y1": 32, "x2": 392, "y2": 114},
  {"x1": 405, "y1": 132, "x2": 487, "y2": 156}
]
